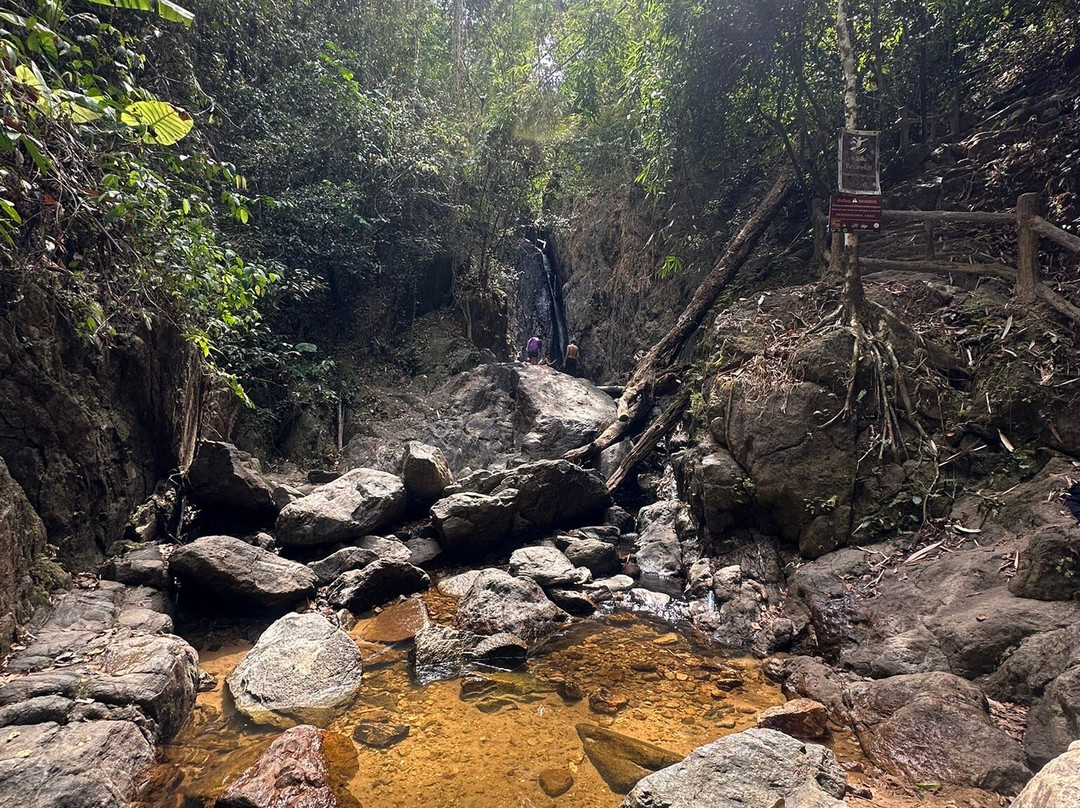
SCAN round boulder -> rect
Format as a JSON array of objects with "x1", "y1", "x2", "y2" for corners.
[
  {"x1": 226, "y1": 613, "x2": 364, "y2": 728},
  {"x1": 276, "y1": 469, "x2": 407, "y2": 547}
]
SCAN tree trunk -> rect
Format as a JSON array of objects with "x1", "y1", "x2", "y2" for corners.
[
  {"x1": 836, "y1": 0, "x2": 866, "y2": 318},
  {"x1": 565, "y1": 165, "x2": 795, "y2": 464}
]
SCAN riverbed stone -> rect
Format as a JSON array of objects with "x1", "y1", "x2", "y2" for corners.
[
  {"x1": 171, "y1": 535, "x2": 316, "y2": 611},
  {"x1": 437, "y1": 569, "x2": 482, "y2": 597},
  {"x1": 455, "y1": 568, "x2": 569, "y2": 648},
  {"x1": 1009, "y1": 524, "x2": 1080, "y2": 601},
  {"x1": 353, "y1": 719, "x2": 410, "y2": 749},
  {"x1": 634, "y1": 500, "x2": 696, "y2": 578},
  {"x1": 326, "y1": 559, "x2": 430, "y2": 613},
  {"x1": 564, "y1": 538, "x2": 620, "y2": 576},
  {"x1": 411, "y1": 625, "x2": 471, "y2": 684},
  {"x1": 538, "y1": 768, "x2": 575, "y2": 798},
  {"x1": 843, "y1": 671, "x2": 1031, "y2": 794},
  {"x1": 1011, "y1": 740, "x2": 1080, "y2": 807},
  {"x1": 430, "y1": 490, "x2": 517, "y2": 557},
  {"x1": 226, "y1": 613, "x2": 364, "y2": 728},
  {"x1": 276, "y1": 468, "x2": 407, "y2": 547},
  {"x1": 101, "y1": 543, "x2": 167, "y2": 589},
  {"x1": 465, "y1": 632, "x2": 528, "y2": 670},
  {"x1": 215, "y1": 724, "x2": 360, "y2": 808},
  {"x1": 401, "y1": 441, "x2": 454, "y2": 500},
  {"x1": 576, "y1": 723, "x2": 682, "y2": 794},
  {"x1": 621, "y1": 728, "x2": 847, "y2": 808},
  {"x1": 756, "y1": 697, "x2": 829, "y2": 739},
  {"x1": 0, "y1": 719, "x2": 155, "y2": 808},
  {"x1": 357, "y1": 597, "x2": 430, "y2": 643},
  {"x1": 510, "y1": 545, "x2": 590, "y2": 588},
  {"x1": 308, "y1": 547, "x2": 378, "y2": 586},
  {"x1": 185, "y1": 440, "x2": 278, "y2": 519}
]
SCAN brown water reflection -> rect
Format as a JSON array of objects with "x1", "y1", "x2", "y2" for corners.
[{"x1": 139, "y1": 605, "x2": 783, "y2": 808}]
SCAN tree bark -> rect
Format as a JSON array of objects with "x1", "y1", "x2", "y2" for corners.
[
  {"x1": 836, "y1": 0, "x2": 866, "y2": 318},
  {"x1": 565, "y1": 165, "x2": 795, "y2": 464}
]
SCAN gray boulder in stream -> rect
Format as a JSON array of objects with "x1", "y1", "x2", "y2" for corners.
[
  {"x1": 226, "y1": 613, "x2": 364, "y2": 729},
  {"x1": 634, "y1": 500, "x2": 697, "y2": 578},
  {"x1": 455, "y1": 568, "x2": 569, "y2": 648},
  {"x1": 621, "y1": 728, "x2": 847, "y2": 808},
  {"x1": 401, "y1": 441, "x2": 454, "y2": 500},
  {"x1": 276, "y1": 468, "x2": 407, "y2": 547},
  {"x1": 511, "y1": 363, "x2": 616, "y2": 456},
  {"x1": 509, "y1": 545, "x2": 590, "y2": 588},
  {"x1": 326, "y1": 559, "x2": 431, "y2": 613},
  {"x1": 170, "y1": 535, "x2": 316, "y2": 611},
  {"x1": 430, "y1": 490, "x2": 518, "y2": 557}
]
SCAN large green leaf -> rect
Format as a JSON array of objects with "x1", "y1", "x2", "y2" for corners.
[
  {"x1": 121, "y1": 100, "x2": 193, "y2": 145},
  {"x1": 84, "y1": 0, "x2": 194, "y2": 27}
]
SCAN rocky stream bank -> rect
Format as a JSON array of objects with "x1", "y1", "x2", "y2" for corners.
[{"x1": 1, "y1": 346, "x2": 1079, "y2": 808}]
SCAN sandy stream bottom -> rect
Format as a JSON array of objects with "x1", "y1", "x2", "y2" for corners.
[{"x1": 138, "y1": 589, "x2": 1007, "y2": 808}]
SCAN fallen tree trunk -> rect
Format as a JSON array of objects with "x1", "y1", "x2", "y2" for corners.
[
  {"x1": 566, "y1": 164, "x2": 796, "y2": 465},
  {"x1": 604, "y1": 385, "x2": 691, "y2": 492}
]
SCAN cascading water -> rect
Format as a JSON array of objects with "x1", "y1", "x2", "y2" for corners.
[{"x1": 516, "y1": 241, "x2": 569, "y2": 365}]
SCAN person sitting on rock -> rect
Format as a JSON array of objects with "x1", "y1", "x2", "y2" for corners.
[
  {"x1": 563, "y1": 341, "x2": 580, "y2": 376},
  {"x1": 525, "y1": 334, "x2": 542, "y2": 364}
]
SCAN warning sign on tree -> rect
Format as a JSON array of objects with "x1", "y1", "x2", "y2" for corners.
[
  {"x1": 829, "y1": 194, "x2": 882, "y2": 232},
  {"x1": 838, "y1": 129, "x2": 881, "y2": 195}
]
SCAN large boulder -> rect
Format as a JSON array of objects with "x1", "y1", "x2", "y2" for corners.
[
  {"x1": 308, "y1": 546, "x2": 378, "y2": 587},
  {"x1": 1009, "y1": 524, "x2": 1080, "y2": 600},
  {"x1": 101, "y1": 543, "x2": 167, "y2": 589},
  {"x1": 325, "y1": 559, "x2": 430, "y2": 613},
  {"x1": 276, "y1": 469, "x2": 407, "y2": 547},
  {"x1": 510, "y1": 363, "x2": 616, "y2": 456},
  {"x1": 680, "y1": 444, "x2": 754, "y2": 543},
  {"x1": 0, "y1": 457, "x2": 46, "y2": 656},
  {"x1": 1024, "y1": 663, "x2": 1080, "y2": 767},
  {"x1": 455, "y1": 569, "x2": 569, "y2": 648},
  {"x1": 509, "y1": 546, "x2": 589, "y2": 588},
  {"x1": 430, "y1": 490, "x2": 517, "y2": 557},
  {"x1": 498, "y1": 460, "x2": 611, "y2": 532},
  {"x1": 756, "y1": 698, "x2": 829, "y2": 739},
  {"x1": 0, "y1": 720, "x2": 155, "y2": 808},
  {"x1": 564, "y1": 538, "x2": 621, "y2": 576},
  {"x1": 1011, "y1": 740, "x2": 1080, "y2": 808},
  {"x1": 634, "y1": 500, "x2": 697, "y2": 578},
  {"x1": 576, "y1": 723, "x2": 682, "y2": 794},
  {"x1": 184, "y1": 440, "x2": 278, "y2": 519},
  {"x1": 401, "y1": 441, "x2": 454, "y2": 500},
  {"x1": 215, "y1": 724, "x2": 360, "y2": 808},
  {"x1": 170, "y1": 535, "x2": 316, "y2": 611},
  {"x1": 844, "y1": 671, "x2": 1031, "y2": 794},
  {"x1": 226, "y1": 613, "x2": 364, "y2": 728},
  {"x1": 621, "y1": 728, "x2": 847, "y2": 808}
]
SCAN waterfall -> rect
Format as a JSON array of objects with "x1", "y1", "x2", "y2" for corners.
[
  {"x1": 539, "y1": 246, "x2": 569, "y2": 367},
  {"x1": 516, "y1": 241, "x2": 569, "y2": 366}
]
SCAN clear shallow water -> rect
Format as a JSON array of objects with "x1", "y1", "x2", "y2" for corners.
[{"x1": 137, "y1": 591, "x2": 786, "y2": 808}]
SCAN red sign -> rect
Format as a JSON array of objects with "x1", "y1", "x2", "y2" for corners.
[{"x1": 829, "y1": 194, "x2": 882, "y2": 232}]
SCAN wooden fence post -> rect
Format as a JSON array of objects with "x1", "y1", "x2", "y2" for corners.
[{"x1": 1016, "y1": 192, "x2": 1040, "y2": 304}]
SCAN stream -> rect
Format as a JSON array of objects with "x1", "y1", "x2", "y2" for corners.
[{"x1": 138, "y1": 584, "x2": 792, "y2": 808}]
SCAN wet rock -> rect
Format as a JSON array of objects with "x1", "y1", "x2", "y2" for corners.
[
  {"x1": 437, "y1": 570, "x2": 482, "y2": 597},
  {"x1": 171, "y1": 535, "x2": 317, "y2": 612},
  {"x1": 455, "y1": 569, "x2": 570, "y2": 648},
  {"x1": 634, "y1": 500, "x2": 696, "y2": 578},
  {"x1": 353, "y1": 719, "x2": 410, "y2": 749},
  {"x1": 226, "y1": 613, "x2": 364, "y2": 728},
  {"x1": 511, "y1": 363, "x2": 617, "y2": 457},
  {"x1": 626, "y1": 588, "x2": 672, "y2": 612},
  {"x1": 605, "y1": 506, "x2": 635, "y2": 534},
  {"x1": 844, "y1": 671, "x2": 1031, "y2": 794},
  {"x1": 546, "y1": 587, "x2": 598, "y2": 616},
  {"x1": 538, "y1": 768, "x2": 574, "y2": 798},
  {"x1": 0, "y1": 458, "x2": 47, "y2": 656},
  {"x1": 589, "y1": 688, "x2": 629, "y2": 715},
  {"x1": 401, "y1": 441, "x2": 454, "y2": 500},
  {"x1": 406, "y1": 536, "x2": 442, "y2": 567},
  {"x1": 308, "y1": 547, "x2": 378, "y2": 587},
  {"x1": 412, "y1": 625, "x2": 471, "y2": 684},
  {"x1": 622, "y1": 727, "x2": 847, "y2": 808},
  {"x1": 1010, "y1": 524, "x2": 1080, "y2": 600},
  {"x1": 594, "y1": 575, "x2": 634, "y2": 593},
  {"x1": 185, "y1": 440, "x2": 278, "y2": 519},
  {"x1": 556, "y1": 679, "x2": 584, "y2": 702},
  {"x1": 564, "y1": 538, "x2": 620, "y2": 576},
  {"x1": 764, "y1": 656, "x2": 851, "y2": 723},
  {"x1": 510, "y1": 546, "x2": 590, "y2": 588},
  {"x1": 215, "y1": 724, "x2": 360, "y2": 808},
  {"x1": 756, "y1": 697, "x2": 828, "y2": 739},
  {"x1": 571, "y1": 524, "x2": 622, "y2": 544},
  {"x1": 430, "y1": 490, "x2": 517, "y2": 557},
  {"x1": 357, "y1": 597, "x2": 430, "y2": 643},
  {"x1": 576, "y1": 723, "x2": 682, "y2": 794},
  {"x1": 198, "y1": 670, "x2": 217, "y2": 692},
  {"x1": 1011, "y1": 740, "x2": 1080, "y2": 807},
  {"x1": 326, "y1": 559, "x2": 430, "y2": 613},
  {"x1": 0, "y1": 719, "x2": 155, "y2": 808},
  {"x1": 466, "y1": 633, "x2": 528, "y2": 670},
  {"x1": 101, "y1": 543, "x2": 167, "y2": 589},
  {"x1": 276, "y1": 469, "x2": 407, "y2": 548},
  {"x1": 681, "y1": 445, "x2": 754, "y2": 541}
]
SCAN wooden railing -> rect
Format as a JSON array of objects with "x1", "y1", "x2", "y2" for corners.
[{"x1": 815, "y1": 193, "x2": 1080, "y2": 323}]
